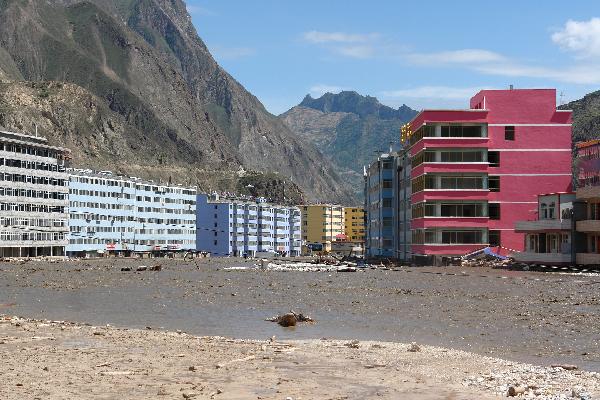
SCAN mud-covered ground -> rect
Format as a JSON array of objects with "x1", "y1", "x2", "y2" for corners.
[{"x1": 1, "y1": 257, "x2": 599, "y2": 372}]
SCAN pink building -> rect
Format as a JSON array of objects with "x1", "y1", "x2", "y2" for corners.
[{"x1": 407, "y1": 88, "x2": 572, "y2": 259}]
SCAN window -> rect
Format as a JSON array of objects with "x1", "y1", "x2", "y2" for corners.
[
  {"x1": 441, "y1": 230, "x2": 483, "y2": 244},
  {"x1": 440, "y1": 125, "x2": 482, "y2": 137},
  {"x1": 548, "y1": 202, "x2": 556, "y2": 219},
  {"x1": 488, "y1": 176, "x2": 500, "y2": 192},
  {"x1": 382, "y1": 198, "x2": 392, "y2": 208},
  {"x1": 488, "y1": 151, "x2": 500, "y2": 167},
  {"x1": 505, "y1": 126, "x2": 515, "y2": 141},
  {"x1": 541, "y1": 203, "x2": 548, "y2": 219},
  {"x1": 382, "y1": 180, "x2": 393, "y2": 189},
  {"x1": 489, "y1": 230, "x2": 501, "y2": 246},
  {"x1": 489, "y1": 203, "x2": 500, "y2": 220}
]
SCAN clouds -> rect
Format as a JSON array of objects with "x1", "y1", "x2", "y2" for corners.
[
  {"x1": 309, "y1": 84, "x2": 348, "y2": 97},
  {"x1": 302, "y1": 30, "x2": 379, "y2": 59},
  {"x1": 407, "y1": 49, "x2": 505, "y2": 65},
  {"x1": 552, "y1": 17, "x2": 600, "y2": 58},
  {"x1": 303, "y1": 31, "x2": 379, "y2": 44},
  {"x1": 382, "y1": 86, "x2": 492, "y2": 100}
]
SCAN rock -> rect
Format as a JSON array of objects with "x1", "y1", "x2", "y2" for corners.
[
  {"x1": 551, "y1": 364, "x2": 578, "y2": 370},
  {"x1": 120, "y1": 267, "x2": 131, "y2": 272},
  {"x1": 407, "y1": 342, "x2": 421, "y2": 352},
  {"x1": 182, "y1": 392, "x2": 198, "y2": 399},
  {"x1": 149, "y1": 265, "x2": 162, "y2": 271},
  {"x1": 188, "y1": 366, "x2": 196, "y2": 371},
  {"x1": 277, "y1": 313, "x2": 297, "y2": 327},
  {"x1": 507, "y1": 386, "x2": 527, "y2": 396},
  {"x1": 345, "y1": 340, "x2": 360, "y2": 349},
  {"x1": 137, "y1": 266, "x2": 148, "y2": 271}
]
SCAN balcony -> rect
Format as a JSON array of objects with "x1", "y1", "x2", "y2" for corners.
[
  {"x1": 515, "y1": 219, "x2": 571, "y2": 232},
  {"x1": 576, "y1": 220, "x2": 600, "y2": 232},
  {"x1": 512, "y1": 252, "x2": 571, "y2": 265},
  {"x1": 576, "y1": 253, "x2": 600, "y2": 265},
  {"x1": 576, "y1": 185, "x2": 600, "y2": 200}
]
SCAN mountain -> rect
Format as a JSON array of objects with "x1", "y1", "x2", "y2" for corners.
[
  {"x1": 280, "y1": 91, "x2": 418, "y2": 196},
  {"x1": 561, "y1": 90, "x2": 600, "y2": 144},
  {"x1": 0, "y1": 0, "x2": 353, "y2": 203}
]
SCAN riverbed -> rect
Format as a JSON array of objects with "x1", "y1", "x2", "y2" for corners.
[{"x1": 1, "y1": 257, "x2": 599, "y2": 371}]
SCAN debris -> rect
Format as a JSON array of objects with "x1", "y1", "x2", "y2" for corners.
[
  {"x1": 552, "y1": 364, "x2": 578, "y2": 371},
  {"x1": 407, "y1": 342, "x2": 421, "y2": 352},
  {"x1": 182, "y1": 392, "x2": 199, "y2": 399},
  {"x1": 345, "y1": 340, "x2": 360, "y2": 349},
  {"x1": 266, "y1": 311, "x2": 314, "y2": 327},
  {"x1": 507, "y1": 386, "x2": 527, "y2": 396},
  {"x1": 136, "y1": 266, "x2": 148, "y2": 271}
]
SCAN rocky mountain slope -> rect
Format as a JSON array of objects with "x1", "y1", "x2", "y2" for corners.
[
  {"x1": 562, "y1": 91, "x2": 600, "y2": 144},
  {"x1": 281, "y1": 91, "x2": 418, "y2": 196},
  {"x1": 0, "y1": 0, "x2": 352, "y2": 203}
]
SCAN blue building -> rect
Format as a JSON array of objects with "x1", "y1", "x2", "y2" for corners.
[
  {"x1": 364, "y1": 148, "x2": 411, "y2": 260},
  {"x1": 196, "y1": 193, "x2": 301, "y2": 257},
  {"x1": 67, "y1": 170, "x2": 196, "y2": 256}
]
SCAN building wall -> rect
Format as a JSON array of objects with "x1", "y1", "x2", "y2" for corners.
[
  {"x1": 197, "y1": 194, "x2": 301, "y2": 257},
  {"x1": 344, "y1": 207, "x2": 365, "y2": 242},
  {"x1": 68, "y1": 171, "x2": 196, "y2": 255},
  {"x1": 300, "y1": 204, "x2": 344, "y2": 249},
  {"x1": 365, "y1": 155, "x2": 396, "y2": 258},
  {"x1": 408, "y1": 89, "x2": 572, "y2": 257},
  {"x1": 0, "y1": 130, "x2": 70, "y2": 257}
]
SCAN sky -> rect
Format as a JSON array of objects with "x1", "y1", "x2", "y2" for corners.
[{"x1": 185, "y1": 1, "x2": 600, "y2": 115}]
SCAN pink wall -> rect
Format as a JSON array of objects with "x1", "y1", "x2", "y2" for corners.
[{"x1": 409, "y1": 88, "x2": 573, "y2": 256}]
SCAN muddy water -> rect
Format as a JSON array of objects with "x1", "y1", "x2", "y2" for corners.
[{"x1": 1, "y1": 258, "x2": 599, "y2": 371}]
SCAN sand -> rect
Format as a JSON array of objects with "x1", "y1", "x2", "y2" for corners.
[{"x1": 1, "y1": 315, "x2": 599, "y2": 400}]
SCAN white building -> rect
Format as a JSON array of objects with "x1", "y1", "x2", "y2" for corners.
[
  {"x1": 67, "y1": 169, "x2": 196, "y2": 256},
  {"x1": 0, "y1": 129, "x2": 70, "y2": 257},
  {"x1": 196, "y1": 193, "x2": 301, "y2": 257}
]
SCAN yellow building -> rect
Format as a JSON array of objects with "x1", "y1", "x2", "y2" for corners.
[
  {"x1": 344, "y1": 207, "x2": 366, "y2": 242},
  {"x1": 300, "y1": 204, "x2": 344, "y2": 250}
]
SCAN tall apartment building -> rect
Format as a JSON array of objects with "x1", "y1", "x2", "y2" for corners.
[
  {"x1": 300, "y1": 204, "x2": 344, "y2": 252},
  {"x1": 364, "y1": 148, "x2": 411, "y2": 260},
  {"x1": 344, "y1": 207, "x2": 365, "y2": 242},
  {"x1": 0, "y1": 129, "x2": 70, "y2": 257},
  {"x1": 574, "y1": 140, "x2": 600, "y2": 265},
  {"x1": 67, "y1": 170, "x2": 196, "y2": 256},
  {"x1": 407, "y1": 88, "x2": 572, "y2": 262},
  {"x1": 196, "y1": 193, "x2": 301, "y2": 257}
]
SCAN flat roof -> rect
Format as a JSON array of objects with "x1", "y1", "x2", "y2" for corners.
[
  {"x1": 69, "y1": 168, "x2": 197, "y2": 191},
  {"x1": 0, "y1": 129, "x2": 71, "y2": 153}
]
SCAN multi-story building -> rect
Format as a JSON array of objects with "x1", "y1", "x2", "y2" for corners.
[
  {"x1": 67, "y1": 170, "x2": 196, "y2": 256},
  {"x1": 514, "y1": 192, "x2": 575, "y2": 265},
  {"x1": 364, "y1": 148, "x2": 412, "y2": 260},
  {"x1": 197, "y1": 193, "x2": 301, "y2": 257},
  {"x1": 0, "y1": 129, "x2": 70, "y2": 257},
  {"x1": 300, "y1": 204, "x2": 344, "y2": 252},
  {"x1": 407, "y1": 88, "x2": 572, "y2": 263},
  {"x1": 364, "y1": 153, "x2": 396, "y2": 258},
  {"x1": 574, "y1": 140, "x2": 600, "y2": 265},
  {"x1": 344, "y1": 207, "x2": 365, "y2": 242}
]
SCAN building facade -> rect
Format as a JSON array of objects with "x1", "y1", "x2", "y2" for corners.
[
  {"x1": 364, "y1": 149, "x2": 412, "y2": 260},
  {"x1": 197, "y1": 193, "x2": 301, "y2": 257},
  {"x1": 344, "y1": 207, "x2": 365, "y2": 242},
  {"x1": 300, "y1": 204, "x2": 344, "y2": 252},
  {"x1": 407, "y1": 88, "x2": 572, "y2": 261},
  {"x1": 574, "y1": 140, "x2": 600, "y2": 265},
  {"x1": 514, "y1": 193, "x2": 575, "y2": 265},
  {"x1": 0, "y1": 129, "x2": 70, "y2": 257},
  {"x1": 67, "y1": 170, "x2": 196, "y2": 256}
]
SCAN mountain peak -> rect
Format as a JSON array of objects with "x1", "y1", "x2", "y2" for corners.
[{"x1": 298, "y1": 91, "x2": 417, "y2": 120}]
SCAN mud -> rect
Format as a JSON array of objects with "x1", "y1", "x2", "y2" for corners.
[{"x1": 1, "y1": 258, "x2": 599, "y2": 371}]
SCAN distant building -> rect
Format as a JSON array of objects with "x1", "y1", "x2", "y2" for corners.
[
  {"x1": 197, "y1": 193, "x2": 301, "y2": 257},
  {"x1": 67, "y1": 170, "x2": 196, "y2": 256},
  {"x1": 514, "y1": 192, "x2": 575, "y2": 265},
  {"x1": 407, "y1": 88, "x2": 572, "y2": 263},
  {"x1": 300, "y1": 204, "x2": 344, "y2": 252},
  {"x1": 364, "y1": 148, "x2": 412, "y2": 260},
  {"x1": 344, "y1": 207, "x2": 365, "y2": 242},
  {"x1": 0, "y1": 129, "x2": 70, "y2": 257}
]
